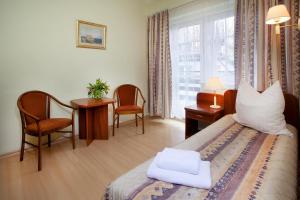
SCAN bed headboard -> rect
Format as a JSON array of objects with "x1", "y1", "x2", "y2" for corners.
[{"x1": 224, "y1": 90, "x2": 300, "y2": 131}]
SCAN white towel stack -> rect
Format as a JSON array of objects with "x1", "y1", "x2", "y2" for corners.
[{"x1": 147, "y1": 148, "x2": 212, "y2": 189}]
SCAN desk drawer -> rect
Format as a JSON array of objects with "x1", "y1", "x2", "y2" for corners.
[{"x1": 186, "y1": 111, "x2": 211, "y2": 122}]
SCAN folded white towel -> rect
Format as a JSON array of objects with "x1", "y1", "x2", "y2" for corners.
[
  {"x1": 147, "y1": 153, "x2": 212, "y2": 189},
  {"x1": 156, "y1": 148, "x2": 201, "y2": 175}
]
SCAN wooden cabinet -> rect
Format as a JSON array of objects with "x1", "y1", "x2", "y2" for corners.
[{"x1": 185, "y1": 93, "x2": 224, "y2": 139}]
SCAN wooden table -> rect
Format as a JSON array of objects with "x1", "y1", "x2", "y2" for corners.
[
  {"x1": 185, "y1": 93, "x2": 224, "y2": 139},
  {"x1": 71, "y1": 98, "x2": 115, "y2": 145}
]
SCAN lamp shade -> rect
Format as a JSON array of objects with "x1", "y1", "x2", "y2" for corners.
[
  {"x1": 205, "y1": 77, "x2": 224, "y2": 91},
  {"x1": 266, "y1": 5, "x2": 291, "y2": 24}
]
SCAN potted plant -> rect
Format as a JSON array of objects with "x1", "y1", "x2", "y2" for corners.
[{"x1": 87, "y1": 78, "x2": 109, "y2": 99}]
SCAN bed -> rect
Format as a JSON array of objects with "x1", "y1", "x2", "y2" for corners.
[{"x1": 104, "y1": 90, "x2": 299, "y2": 200}]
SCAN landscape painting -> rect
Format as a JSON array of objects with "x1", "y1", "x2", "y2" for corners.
[{"x1": 77, "y1": 20, "x2": 106, "y2": 49}]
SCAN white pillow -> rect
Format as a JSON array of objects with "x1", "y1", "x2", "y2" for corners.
[{"x1": 232, "y1": 81, "x2": 291, "y2": 136}]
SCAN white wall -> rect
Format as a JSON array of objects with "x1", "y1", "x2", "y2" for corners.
[{"x1": 0, "y1": 0, "x2": 148, "y2": 155}]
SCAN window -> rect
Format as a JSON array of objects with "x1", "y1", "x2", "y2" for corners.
[
  {"x1": 170, "y1": 0, "x2": 234, "y2": 119},
  {"x1": 213, "y1": 17, "x2": 235, "y2": 86}
]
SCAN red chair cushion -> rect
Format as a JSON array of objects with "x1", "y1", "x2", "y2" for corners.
[
  {"x1": 26, "y1": 118, "x2": 72, "y2": 135},
  {"x1": 115, "y1": 105, "x2": 142, "y2": 114}
]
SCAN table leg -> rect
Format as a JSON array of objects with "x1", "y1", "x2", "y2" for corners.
[
  {"x1": 93, "y1": 105, "x2": 108, "y2": 140},
  {"x1": 78, "y1": 106, "x2": 109, "y2": 145},
  {"x1": 85, "y1": 108, "x2": 94, "y2": 145},
  {"x1": 78, "y1": 108, "x2": 87, "y2": 139}
]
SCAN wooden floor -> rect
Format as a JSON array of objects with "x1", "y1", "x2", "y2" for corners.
[{"x1": 0, "y1": 118, "x2": 184, "y2": 200}]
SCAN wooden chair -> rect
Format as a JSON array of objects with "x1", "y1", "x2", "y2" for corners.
[
  {"x1": 112, "y1": 84, "x2": 146, "y2": 136},
  {"x1": 17, "y1": 91, "x2": 76, "y2": 171}
]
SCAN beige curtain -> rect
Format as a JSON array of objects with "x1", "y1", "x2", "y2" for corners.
[
  {"x1": 234, "y1": 0, "x2": 300, "y2": 98},
  {"x1": 148, "y1": 10, "x2": 172, "y2": 118}
]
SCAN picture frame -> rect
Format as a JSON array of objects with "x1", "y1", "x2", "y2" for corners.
[{"x1": 76, "y1": 20, "x2": 107, "y2": 49}]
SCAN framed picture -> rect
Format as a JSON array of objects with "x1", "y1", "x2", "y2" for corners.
[{"x1": 76, "y1": 20, "x2": 107, "y2": 49}]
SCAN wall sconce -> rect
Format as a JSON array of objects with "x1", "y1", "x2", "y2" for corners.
[{"x1": 266, "y1": 4, "x2": 300, "y2": 34}]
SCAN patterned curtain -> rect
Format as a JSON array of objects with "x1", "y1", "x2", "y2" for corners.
[
  {"x1": 234, "y1": 0, "x2": 260, "y2": 88},
  {"x1": 234, "y1": 0, "x2": 300, "y2": 98},
  {"x1": 148, "y1": 10, "x2": 172, "y2": 118},
  {"x1": 279, "y1": 0, "x2": 300, "y2": 97}
]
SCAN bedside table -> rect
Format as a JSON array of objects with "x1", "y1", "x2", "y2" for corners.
[{"x1": 185, "y1": 93, "x2": 224, "y2": 139}]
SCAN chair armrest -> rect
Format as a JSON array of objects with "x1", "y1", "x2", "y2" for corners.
[
  {"x1": 50, "y1": 96, "x2": 77, "y2": 110},
  {"x1": 139, "y1": 90, "x2": 146, "y2": 103},
  {"x1": 138, "y1": 89, "x2": 146, "y2": 109},
  {"x1": 19, "y1": 107, "x2": 40, "y2": 121},
  {"x1": 112, "y1": 91, "x2": 118, "y2": 111},
  {"x1": 141, "y1": 99, "x2": 146, "y2": 110}
]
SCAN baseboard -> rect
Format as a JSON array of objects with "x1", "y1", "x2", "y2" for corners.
[
  {"x1": 0, "y1": 136, "x2": 75, "y2": 160},
  {"x1": 0, "y1": 115, "x2": 151, "y2": 159}
]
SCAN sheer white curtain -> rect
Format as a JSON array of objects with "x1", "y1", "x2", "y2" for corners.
[{"x1": 170, "y1": 0, "x2": 235, "y2": 119}]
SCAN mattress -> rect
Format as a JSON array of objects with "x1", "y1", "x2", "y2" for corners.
[{"x1": 104, "y1": 115, "x2": 298, "y2": 200}]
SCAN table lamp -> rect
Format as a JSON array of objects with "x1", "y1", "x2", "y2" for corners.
[
  {"x1": 266, "y1": 4, "x2": 300, "y2": 34},
  {"x1": 205, "y1": 77, "x2": 224, "y2": 109}
]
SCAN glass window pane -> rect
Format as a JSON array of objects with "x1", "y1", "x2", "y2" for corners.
[{"x1": 170, "y1": 13, "x2": 235, "y2": 119}]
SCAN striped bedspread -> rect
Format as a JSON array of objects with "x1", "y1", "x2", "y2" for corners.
[{"x1": 104, "y1": 115, "x2": 298, "y2": 200}]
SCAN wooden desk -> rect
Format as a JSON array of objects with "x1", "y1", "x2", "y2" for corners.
[
  {"x1": 185, "y1": 93, "x2": 224, "y2": 139},
  {"x1": 71, "y1": 98, "x2": 115, "y2": 145}
]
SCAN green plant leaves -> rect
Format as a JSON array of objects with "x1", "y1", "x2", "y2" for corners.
[{"x1": 87, "y1": 78, "x2": 110, "y2": 99}]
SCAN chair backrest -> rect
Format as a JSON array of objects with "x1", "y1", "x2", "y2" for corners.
[
  {"x1": 17, "y1": 91, "x2": 50, "y2": 125},
  {"x1": 114, "y1": 84, "x2": 138, "y2": 106}
]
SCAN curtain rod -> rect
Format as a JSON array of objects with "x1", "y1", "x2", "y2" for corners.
[
  {"x1": 150, "y1": 0, "x2": 231, "y2": 16},
  {"x1": 149, "y1": 0, "x2": 200, "y2": 15},
  {"x1": 169, "y1": 0, "x2": 202, "y2": 11},
  {"x1": 169, "y1": 0, "x2": 233, "y2": 11}
]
